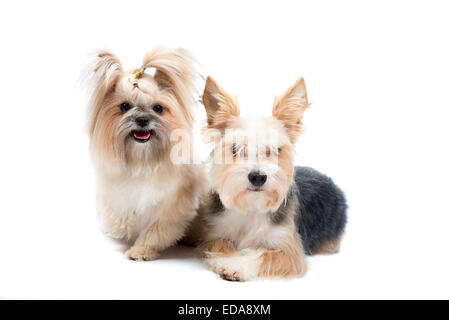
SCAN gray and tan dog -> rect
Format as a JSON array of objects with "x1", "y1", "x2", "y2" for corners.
[{"x1": 190, "y1": 76, "x2": 347, "y2": 281}]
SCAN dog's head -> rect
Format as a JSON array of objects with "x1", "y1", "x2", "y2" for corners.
[
  {"x1": 202, "y1": 76, "x2": 308, "y2": 214},
  {"x1": 83, "y1": 47, "x2": 197, "y2": 173}
]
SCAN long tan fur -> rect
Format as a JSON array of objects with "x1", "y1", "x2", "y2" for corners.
[{"x1": 83, "y1": 47, "x2": 204, "y2": 261}]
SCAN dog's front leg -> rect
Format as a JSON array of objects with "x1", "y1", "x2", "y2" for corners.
[
  {"x1": 126, "y1": 210, "x2": 195, "y2": 261},
  {"x1": 258, "y1": 233, "x2": 307, "y2": 279},
  {"x1": 198, "y1": 238, "x2": 236, "y2": 258},
  {"x1": 98, "y1": 202, "x2": 136, "y2": 240},
  {"x1": 206, "y1": 233, "x2": 307, "y2": 281}
]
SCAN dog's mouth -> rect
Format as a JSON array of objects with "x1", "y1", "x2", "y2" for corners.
[
  {"x1": 132, "y1": 130, "x2": 152, "y2": 143},
  {"x1": 247, "y1": 187, "x2": 263, "y2": 192}
]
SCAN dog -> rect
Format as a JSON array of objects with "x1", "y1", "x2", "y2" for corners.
[
  {"x1": 83, "y1": 47, "x2": 205, "y2": 261},
  {"x1": 191, "y1": 76, "x2": 347, "y2": 281}
]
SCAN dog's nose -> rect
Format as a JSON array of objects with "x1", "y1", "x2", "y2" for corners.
[
  {"x1": 135, "y1": 117, "x2": 150, "y2": 127},
  {"x1": 248, "y1": 171, "x2": 267, "y2": 187}
]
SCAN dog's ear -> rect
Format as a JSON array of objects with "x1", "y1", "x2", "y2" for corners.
[
  {"x1": 142, "y1": 47, "x2": 197, "y2": 125},
  {"x1": 202, "y1": 76, "x2": 240, "y2": 131},
  {"x1": 272, "y1": 77, "x2": 309, "y2": 143},
  {"x1": 82, "y1": 50, "x2": 123, "y2": 136},
  {"x1": 84, "y1": 50, "x2": 123, "y2": 93}
]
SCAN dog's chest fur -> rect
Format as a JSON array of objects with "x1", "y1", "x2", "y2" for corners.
[
  {"x1": 206, "y1": 207, "x2": 292, "y2": 251},
  {"x1": 203, "y1": 189, "x2": 298, "y2": 250},
  {"x1": 97, "y1": 167, "x2": 184, "y2": 238}
]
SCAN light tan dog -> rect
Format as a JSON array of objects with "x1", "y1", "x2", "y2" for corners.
[{"x1": 83, "y1": 47, "x2": 204, "y2": 261}]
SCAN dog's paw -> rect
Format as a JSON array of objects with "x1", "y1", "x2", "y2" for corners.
[
  {"x1": 218, "y1": 267, "x2": 241, "y2": 282},
  {"x1": 205, "y1": 251, "x2": 262, "y2": 282},
  {"x1": 126, "y1": 246, "x2": 159, "y2": 261}
]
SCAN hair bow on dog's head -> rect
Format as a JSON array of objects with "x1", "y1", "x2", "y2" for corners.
[{"x1": 134, "y1": 68, "x2": 144, "y2": 79}]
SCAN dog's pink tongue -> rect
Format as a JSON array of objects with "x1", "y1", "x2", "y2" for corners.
[{"x1": 134, "y1": 131, "x2": 151, "y2": 140}]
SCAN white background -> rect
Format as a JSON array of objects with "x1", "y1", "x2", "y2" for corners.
[{"x1": 0, "y1": 0, "x2": 448, "y2": 299}]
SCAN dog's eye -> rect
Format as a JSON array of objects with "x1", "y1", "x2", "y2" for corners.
[
  {"x1": 266, "y1": 148, "x2": 271, "y2": 157},
  {"x1": 120, "y1": 102, "x2": 131, "y2": 113},
  {"x1": 231, "y1": 144, "x2": 238, "y2": 157},
  {"x1": 152, "y1": 104, "x2": 164, "y2": 114},
  {"x1": 266, "y1": 147, "x2": 281, "y2": 157}
]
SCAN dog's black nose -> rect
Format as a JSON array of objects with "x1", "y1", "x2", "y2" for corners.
[
  {"x1": 135, "y1": 117, "x2": 150, "y2": 127},
  {"x1": 248, "y1": 171, "x2": 267, "y2": 187}
]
